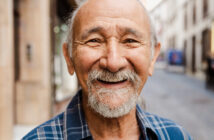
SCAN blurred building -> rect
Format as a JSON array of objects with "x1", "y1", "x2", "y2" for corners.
[
  {"x1": 150, "y1": 0, "x2": 214, "y2": 77},
  {"x1": 0, "y1": 0, "x2": 78, "y2": 139},
  {"x1": 2, "y1": 0, "x2": 213, "y2": 139}
]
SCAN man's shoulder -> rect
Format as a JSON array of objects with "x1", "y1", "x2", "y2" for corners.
[
  {"x1": 137, "y1": 106, "x2": 193, "y2": 140},
  {"x1": 22, "y1": 113, "x2": 64, "y2": 140}
]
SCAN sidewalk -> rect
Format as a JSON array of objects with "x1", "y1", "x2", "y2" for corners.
[
  {"x1": 14, "y1": 125, "x2": 35, "y2": 140},
  {"x1": 143, "y1": 69, "x2": 214, "y2": 140}
]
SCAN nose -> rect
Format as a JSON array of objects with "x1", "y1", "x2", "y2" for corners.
[{"x1": 99, "y1": 39, "x2": 127, "y2": 72}]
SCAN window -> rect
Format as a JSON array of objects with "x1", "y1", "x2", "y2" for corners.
[
  {"x1": 168, "y1": 36, "x2": 176, "y2": 49},
  {"x1": 193, "y1": 3, "x2": 196, "y2": 24},
  {"x1": 203, "y1": 0, "x2": 208, "y2": 18},
  {"x1": 184, "y1": 10, "x2": 188, "y2": 30}
]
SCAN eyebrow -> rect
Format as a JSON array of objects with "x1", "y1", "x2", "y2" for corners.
[
  {"x1": 81, "y1": 27, "x2": 104, "y2": 40},
  {"x1": 120, "y1": 27, "x2": 143, "y2": 38},
  {"x1": 80, "y1": 26, "x2": 144, "y2": 40}
]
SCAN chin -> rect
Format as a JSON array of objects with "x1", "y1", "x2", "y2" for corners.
[
  {"x1": 88, "y1": 87, "x2": 139, "y2": 118},
  {"x1": 86, "y1": 69, "x2": 142, "y2": 118}
]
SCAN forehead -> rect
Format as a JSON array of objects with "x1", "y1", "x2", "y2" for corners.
[{"x1": 73, "y1": 0, "x2": 151, "y2": 38}]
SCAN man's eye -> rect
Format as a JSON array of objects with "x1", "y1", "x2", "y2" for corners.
[
  {"x1": 123, "y1": 38, "x2": 138, "y2": 43},
  {"x1": 86, "y1": 38, "x2": 101, "y2": 43},
  {"x1": 84, "y1": 38, "x2": 103, "y2": 47}
]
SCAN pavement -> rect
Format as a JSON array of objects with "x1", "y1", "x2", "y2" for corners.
[
  {"x1": 142, "y1": 69, "x2": 214, "y2": 140},
  {"x1": 14, "y1": 125, "x2": 35, "y2": 140}
]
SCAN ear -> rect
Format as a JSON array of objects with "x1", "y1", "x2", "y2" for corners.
[
  {"x1": 62, "y1": 43, "x2": 75, "y2": 75},
  {"x1": 148, "y1": 43, "x2": 161, "y2": 76}
]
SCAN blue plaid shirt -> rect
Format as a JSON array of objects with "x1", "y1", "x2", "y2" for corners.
[{"x1": 22, "y1": 90, "x2": 192, "y2": 140}]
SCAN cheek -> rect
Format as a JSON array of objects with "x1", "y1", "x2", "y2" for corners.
[
  {"x1": 74, "y1": 47, "x2": 103, "y2": 85},
  {"x1": 126, "y1": 48, "x2": 151, "y2": 78},
  {"x1": 126, "y1": 49, "x2": 151, "y2": 94},
  {"x1": 75, "y1": 48, "x2": 100, "y2": 71}
]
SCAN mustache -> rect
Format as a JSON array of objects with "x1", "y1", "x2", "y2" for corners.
[{"x1": 87, "y1": 69, "x2": 141, "y2": 84}]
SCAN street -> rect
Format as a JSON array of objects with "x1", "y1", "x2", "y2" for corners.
[{"x1": 142, "y1": 69, "x2": 214, "y2": 140}]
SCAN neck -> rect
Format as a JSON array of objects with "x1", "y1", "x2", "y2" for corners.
[{"x1": 82, "y1": 94, "x2": 141, "y2": 140}]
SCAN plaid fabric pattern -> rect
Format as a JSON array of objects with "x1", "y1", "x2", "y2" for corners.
[{"x1": 22, "y1": 90, "x2": 192, "y2": 140}]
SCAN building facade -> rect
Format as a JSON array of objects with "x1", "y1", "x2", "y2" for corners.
[
  {"x1": 0, "y1": 0, "x2": 56, "y2": 139},
  {"x1": 0, "y1": 0, "x2": 79, "y2": 139},
  {"x1": 0, "y1": 0, "x2": 14, "y2": 139},
  {"x1": 151, "y1": 0, "x2": 214, "y2": 77}
]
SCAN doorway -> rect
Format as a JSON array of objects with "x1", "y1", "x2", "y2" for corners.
[
  {"x1": 192, "y1": 36, "x2": 196, "y2": 73},
  {"x1": 202, "y1": 29, "x2": 211, "y2": 63}
]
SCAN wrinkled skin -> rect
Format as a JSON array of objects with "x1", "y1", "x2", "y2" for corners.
[{"x1": 63, "y1": 0, "x2": 161, "y2": 139}]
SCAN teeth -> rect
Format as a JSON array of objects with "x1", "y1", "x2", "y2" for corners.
[{"x1": 98, "y1": 78, "x2": 127, "y2": 82}]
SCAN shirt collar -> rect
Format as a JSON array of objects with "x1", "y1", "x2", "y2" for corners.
[
  {"x1": 63, "y1": 90, "x2": 91, "y2": 140},
  {"x1": 63, "y1": 90, "x2": 158, "y2": 140},
  {"x1": 136, "y1": 105, "x2": 158, "y2": 140}
]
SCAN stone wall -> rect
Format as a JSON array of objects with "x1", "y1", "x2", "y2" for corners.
[
  {"x1": 0, "y1": 0, "x2": 14, "y2": 139},
  {"x1": 15, "y1": 0, "x2": 52, "y2": 124}
]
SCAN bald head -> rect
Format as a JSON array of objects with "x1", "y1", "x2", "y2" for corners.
[
  {"x1": 62, "y1": 0, "x2": 161, "y2": 119},
  {"x1": 67, "y1": 0, "x2": 157, "y2": 57}
]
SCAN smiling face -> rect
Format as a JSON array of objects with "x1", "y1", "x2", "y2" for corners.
[{"x1": 64, "y1": 0, "x2": 160, "y2": 117}]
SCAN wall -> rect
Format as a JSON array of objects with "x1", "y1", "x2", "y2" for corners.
[
  {"x1": 15, "y1": 0, "x2": 52, "y2": 124},
  {"x1": 151, "y1": 0, "x2": 214, "y2": 75},
  {"x1": 0, "y1": 0, "x2": 14, "y2": 139}
]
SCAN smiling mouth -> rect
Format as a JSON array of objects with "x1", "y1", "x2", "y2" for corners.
[{"x1": 97, "y1": 78, "x2": 128, "y2": 84}]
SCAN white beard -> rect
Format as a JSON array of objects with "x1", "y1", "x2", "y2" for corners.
[{"x1": 87, "y1": 69, "x2": 141, "y2": 118}]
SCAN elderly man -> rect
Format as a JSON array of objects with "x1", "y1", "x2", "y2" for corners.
[{"x1": 23, "y1": 0, "x2": 192, "y2": 139}]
